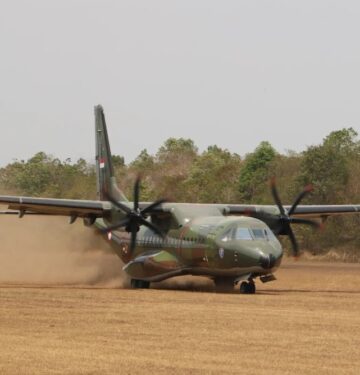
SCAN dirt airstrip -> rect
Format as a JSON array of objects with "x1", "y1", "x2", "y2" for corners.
[
  {"x1": 0, "y1": 217, "x2": 360, "y2": 374},
  {"x1": 0, "y1": 262, "x2": 359, "y2": 375}
]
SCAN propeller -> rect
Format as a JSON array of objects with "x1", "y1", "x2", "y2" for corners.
[
  {"x1": 270, "y1": 178, "x2": 321, "y2": 256},
  {"x1": 102, "y1": 177, "x2": 167, "y2": 253}
]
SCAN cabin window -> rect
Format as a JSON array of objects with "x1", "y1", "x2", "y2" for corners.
[{"x1": 234, "y1": 227, "x2": 253, "y2": 240}]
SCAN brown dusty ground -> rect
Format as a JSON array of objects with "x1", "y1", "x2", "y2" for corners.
[{"x1": 0, "y1": 261, "x2": 360, "y2": 375}]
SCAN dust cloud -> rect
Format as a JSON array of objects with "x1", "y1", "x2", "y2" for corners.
[
  {"x1": 0, "y1": 213, "x2": 125, "y2": 287},
  {"x1": 155, "y1": 276, "x2": 214, "y2": 292},
  {"x1": 0, "y1": 211, "x2": 217, "y2": 291}
]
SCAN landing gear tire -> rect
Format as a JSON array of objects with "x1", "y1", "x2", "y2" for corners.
[
  {"x1": 239, "y1": 281, "x2": 256, "y2": 294},
  {"x1": 214, "y1": 278, "x2": 234, "y2": 293},
  {"x1": 130, "y1": 279, "x2": 150, "y2": 289}
]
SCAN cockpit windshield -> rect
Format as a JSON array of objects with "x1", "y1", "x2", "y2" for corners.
[
  {"x1": 234, "y1": 227, "x2": 253, "y2": 240},
  {"x1": 221, "y1": 227, "x2": 254, "y2": 241},
  {"x1": 221, "y1": 226, "x2": 276, "y2": 242},
  {"x1": 252, "y1": 228, "x2": 265, "y2": 240}
]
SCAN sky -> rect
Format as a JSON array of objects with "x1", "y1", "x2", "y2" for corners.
[{"x1": 1, "y1": 0, "x2": 359, "y2": 166}]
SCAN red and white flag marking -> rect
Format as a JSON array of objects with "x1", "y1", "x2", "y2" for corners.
[{"x1": 99, "y1": 158, "x2": 106, "y2": 169}]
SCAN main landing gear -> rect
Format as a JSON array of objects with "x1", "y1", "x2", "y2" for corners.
[
  {"x1": 130, "y1": 279, "x2": 150, "y2": 289},
  {"x1": 239, "y1": 280, "x2": 256, "y2": 294}
]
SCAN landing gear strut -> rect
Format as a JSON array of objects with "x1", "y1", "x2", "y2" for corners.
[
  {"x1": 239, "y1": 280, "x2": 256, "y2": 294},
  {"x1": 130, "y1": 279, "x2": 150, "y2": 289}
]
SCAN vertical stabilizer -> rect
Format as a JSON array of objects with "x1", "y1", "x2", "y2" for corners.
[{"x1": 94, "y1": 105, "x2": 127, "y2": 202}]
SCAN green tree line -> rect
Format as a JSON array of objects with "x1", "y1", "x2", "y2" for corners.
[{"x1": 1, "y1": 128, "x2": 359, "y2": 256}]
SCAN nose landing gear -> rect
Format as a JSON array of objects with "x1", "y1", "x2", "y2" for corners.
[{"x1": 239, "y1": 280, "x2": 256, "y2": 294}]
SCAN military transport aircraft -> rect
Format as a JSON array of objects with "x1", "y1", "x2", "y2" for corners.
[{"x1": 1, "y1": 106, "x2": 359, "y2": 293}]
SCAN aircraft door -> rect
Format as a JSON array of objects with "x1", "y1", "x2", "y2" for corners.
[{"x1": 179, "y1": 230, "x2": 207, "y2": 267}]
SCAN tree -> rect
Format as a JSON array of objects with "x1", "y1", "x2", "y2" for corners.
[
  {"x1": 126, "y1": 149, "x2": 156, "y2": 201},
  {"x1": 238, "y1": 141, "x2": 277, "y2": 202},
  {"x1": 130, "y1": 149, "x2": 154, "y2": 173},
  {"x1": 153, "y1": 138, "x2": 199, "y2": 201},
  {"x1": 0, "y1": 153, "x2": 96, "y2": 199},
  {"x1": 297, "y1": 128, "x2": 359, "y2": 204},
  {"x1": 156, "y1": 138, "x2": 198, "y2": 165},
  {"x1": 295, "y1": 128, "x2": 360, "y2": 252},
  {"x1": 111, "y1": 155, "x2": 125, "y2": 168},
  {"x1": 184, "y1": 146, "x2": 241, "y2": 203}
]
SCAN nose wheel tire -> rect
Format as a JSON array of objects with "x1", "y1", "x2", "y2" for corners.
[
  {"x1": 131, "y1": 279, "x2": 150, "y2": 289},
  {"x1": 239, "y1": 281, "x2": 256, "y2": 294}
]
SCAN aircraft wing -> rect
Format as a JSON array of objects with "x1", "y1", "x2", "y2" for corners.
[
  {"x1": 226, "y1": 204, "x2": 360, "y2": 218},
  {"x1": 284, "y1": 205, "x2": 360, "y2": 218},
  {"x1": 0, "y1": 195, "x2": 112, "y2": 218},
  {"x1": 2, "y1": 196, "x2": 359, "y2": 223},
  {"x1": 138, "y1": 202, "x2": 360, "y2": 221}
]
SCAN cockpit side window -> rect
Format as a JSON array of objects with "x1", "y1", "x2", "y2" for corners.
[
  {"x1": 221, "y1": 228, "x2": 233, "y2": 242},
  {"x1": 234, "y1": 227, "x2": 253, "y2": 240},
  {"x1": 264, "y1": 228, "x2": 277, "y2": 241}
]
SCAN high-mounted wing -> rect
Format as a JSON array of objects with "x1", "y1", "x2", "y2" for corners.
[
  {"x1": 284, "y1": 205, "x2": 360, "y2": 218},
  {"x1": 0, "y1": 195, "x2": 112, "y2": 219},
  {"x1": 227, "y1": 204, "x2": 360, "y2": 218}
]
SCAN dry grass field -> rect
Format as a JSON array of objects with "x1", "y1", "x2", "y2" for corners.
[{"x1": 1, "y1": 261, "x2": 360, "y2": 375}]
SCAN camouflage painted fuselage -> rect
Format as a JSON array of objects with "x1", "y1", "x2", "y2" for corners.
[{"x1": 96, "y1": 206, "x2": 283, "y2": 283}]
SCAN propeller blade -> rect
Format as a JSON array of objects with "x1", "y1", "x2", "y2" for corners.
[
  {"x1": 105, "y1": 193, "x2": 132, "y2": 214},
  {"x1": 269, "y1": 181, "x2": 318, "y2": 257},
  {"x1": 270, "y1": 178, "x2": 286, "y2": 216},
  {"x1": 138, "y1": 217, "x2": 165, "y2": 238},
  {"x1": 288, "y1": 185, "x2": 313, "y2": 216},
  {"x1": 103, "y1": 177, "x2": 167, "y2": 254},
  {"x1": 101, "y1": 217, "x2": 130, "y2": 233},
  {"x1": 287, "y1": 227, "x2": 299, "y2": 257},
  {"x1": 141, "y1": 198, "x2": 168, "y2": 215},
  {"x1": 130, "y1": 224, "x2": 138, "y2": 253},
  {"x1": 134, "y1": 177, "x2": 141, "y2": 211},
  {"x1": 290, "y1": 217, "x2": 321, "y2": 229}
]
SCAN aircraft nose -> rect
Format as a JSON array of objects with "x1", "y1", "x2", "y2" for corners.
[{"x1": 259, "y1": 253, "x2": 277, "y2": 269}]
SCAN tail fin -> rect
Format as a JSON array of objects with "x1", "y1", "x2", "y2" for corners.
[{"x1": 94, "y1": 105, "x2": 127, "y2": 202}]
